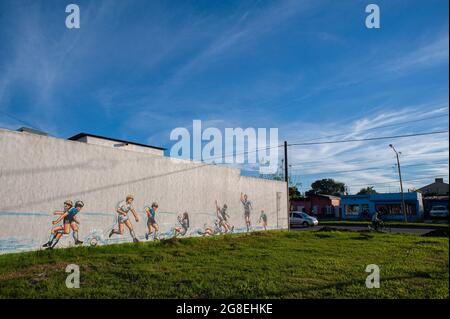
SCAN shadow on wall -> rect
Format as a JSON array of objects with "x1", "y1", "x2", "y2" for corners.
[
  {"x1": 1, "y1": 158, "x2": 121, "y2": 177},
  {"x1": 1, "y1": 160, "x2": 219, "y2": 211},
  {"x1": 1, "y1": 151, "x2": 174, "y2": 178}
]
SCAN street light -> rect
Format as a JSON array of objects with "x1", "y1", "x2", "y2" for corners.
[{"x1": 389, "y1": 144, "x2": 407, "y2": 222}]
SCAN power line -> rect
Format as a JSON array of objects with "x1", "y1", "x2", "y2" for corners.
[
  {"x1": 289, "y1": 157, "x2": 397, "y2": 169},
  {"x1": 290, "y1": 156, "x2": 394, "y2": 167},
  {"x1": 289, "y1": 161, "x2": 449, "y2": 176},
  {"x1": 289, "y1": 111, "x2": 449, "y2": 144},
  {"x1": 201, "y1": 144, "x2": 283, "y2": 163},
  {"x1": 288, "y1": 153, "x2": 449, "y2": 171},
  {"x1": 344, "y1": 175, "x2": 448, "y2": 188},
  {"x1": 288, "y1": 150, "x2": 449, "y2": 167},
  {"x1": 401, "y1": 152, "x2": 450, "y2": 158},
  {"x1": 201, "y1": 130, "x2": 448, "y2": 167},
  {"x1": 288, "y1": 130, "x2": 449, "y2": 146},
  {"x1": 199, "y1": 131, "x2": 448, "y2": 174},
  {"x1": 0, "y1": 110, "x2": 42, "y2": 131},
  {"x1": 183, "y1": 118, "x2": 449, "y2": 166}
]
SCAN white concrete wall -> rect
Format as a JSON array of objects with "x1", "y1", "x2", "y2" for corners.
[{"x1": 0, "y1": 129, "x2": 288, "y2": 254}]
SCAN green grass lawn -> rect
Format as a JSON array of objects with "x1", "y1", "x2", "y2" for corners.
[
  {"x1": 0, "y1": 230, "x2": 448, "y2": 299},
  {"x1": 320, "y1": 220, "x2": 449, "y2": 228}
]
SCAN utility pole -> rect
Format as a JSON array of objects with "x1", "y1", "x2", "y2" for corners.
[
  {"x1": 389, "y1": 144, "x2": 407, "y2": 222},
  {"x1": 284, "y1": 141, "x2": 290, "y2": 231}
]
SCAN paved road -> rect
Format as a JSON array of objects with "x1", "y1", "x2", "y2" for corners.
[{"x1": 291, "y1": 225, "x2": 434, "y2": 235}]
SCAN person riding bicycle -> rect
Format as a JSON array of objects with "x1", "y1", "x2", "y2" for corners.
[{"x1": 371, "y1": 210, "x2": 382, "y2": 230}]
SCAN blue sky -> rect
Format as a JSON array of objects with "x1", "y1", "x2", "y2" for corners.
[{"x1": 0, "y1": 0, "x2": 448, "y2": 193}]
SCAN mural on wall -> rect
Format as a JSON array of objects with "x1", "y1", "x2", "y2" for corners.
[
  {"x1": 174, "y1": 212, "x2": 189, "y2": 237},
  {"x1": 108, "y1": 195, "x2": 140, "y2": 243},
  {"x1": 240, "y1": 192, "x2": 253, "y2": 232},
  {"x1": 197, "y1": 222, "x2": 221, "y2": 236},
  {"x1": 215, "y1": 200, "x2": 234, "y2": 233},
  {"x1": 259, "y1": 210, "x2": 268, "y2": 231},
  {"x1": 1, "y1": 192, "x2": 274, "y2": 254},
  {"x1": 42, "y1": 200, "x2": 84, "y2": 249},
  {"x1": 144, "y1": 202, "x2": 159, "y2": 240},
  {"x1": 0, "y1": 129, "x2": 287, "y2": 254}
]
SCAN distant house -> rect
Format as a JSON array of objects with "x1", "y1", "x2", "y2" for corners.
[
  {"x1": 290, "y1": 194, "x2": 341, "y2": 218},
  {"x1": 422, "y1": 196, "x2": 449, "y2": 217},
  {"x1": 340, "y1": 192, "x2": 424, "y2": 221},
  {"x1": 418, "y1": 178, "x2": 449, "y2": 196}
]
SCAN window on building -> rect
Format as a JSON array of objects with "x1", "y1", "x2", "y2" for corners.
[
  {"x1": 345, "y1": 204, "x2": 360, "y2": 215},
  {"x1": 390, "y1": 204, "x2": 401, "y2": 214},
  {"x1": 406, "y1": 203, "x2": 416, "y2": 215},
  {"x1": 359, "y1": 204, "x2": 369, "y2": 217},
  {"x1": 375, "y1": 203, "x2": 416, "y2": 215},
  {"x1": 361, "y1": 204, "x2": 369, "y2": 213},
  {"x1": 322, "y1": 205, "x2": 333, "y2": 215},
  {"x1": 375, "y1": 204, "x2": 388, "y2": 214}
]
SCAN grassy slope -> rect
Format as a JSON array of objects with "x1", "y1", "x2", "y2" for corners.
[{"x1": 0, "y1": 230, "x2": 448, "y2": 299}]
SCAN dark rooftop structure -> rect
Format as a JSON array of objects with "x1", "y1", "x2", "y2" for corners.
[
  {"x1": 68, "y1": 133, "x2": 166, "y2": 152},
  {"x1": 17, "y1": 127, "x2": 48, "y2": 136},
  {"x1": 418, "y1": 178, "x2": 449, "y2": 196}
]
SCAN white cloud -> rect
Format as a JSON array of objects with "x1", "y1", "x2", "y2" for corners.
[
  {"x1": 385, "y1": 33, "x2": 449, "y2": 73},
  {"x1": 279, "y1": 103, "x2": 449, "y2": 193}
]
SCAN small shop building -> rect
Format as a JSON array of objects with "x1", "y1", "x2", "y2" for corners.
[
  {"x1": 290, "y1": 194, "x2": 341, "y2": 218},
  {"x1": 340, "y1": 192, "x2": 424, "y2": 221}
]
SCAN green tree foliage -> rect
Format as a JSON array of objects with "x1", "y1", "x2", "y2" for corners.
[
  {"x1": 357, "y1": 186, "x2": 378, "y2": 195},
  {"x1": 289, "y1": 186, "x2": 303, "y2": 201},
  {"x1": 305, "y1": 178, "x2": 346, "y2": 196}
]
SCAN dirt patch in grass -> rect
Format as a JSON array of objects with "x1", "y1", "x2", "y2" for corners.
[
  {"x1": 0, "y1": 262, "x2": 68, "y2": 281},
  {"x1": 159, "y1": 237, "x2": 180, "y2": 246}
]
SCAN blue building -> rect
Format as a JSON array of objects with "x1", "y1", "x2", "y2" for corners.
[{"x1": 340, "y1": 192, "x2": 424, "y2": 221}]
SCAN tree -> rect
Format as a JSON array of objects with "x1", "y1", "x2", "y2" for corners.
[
  {"x1": 357, "y1": 186, "x2": 378, "y2": 195},
  {"x1": 305, "y1": 178, "x2": 346, "y2": 196},
  {"x1": 289, "y1": 185, "x2": 303, "y2": 201}
]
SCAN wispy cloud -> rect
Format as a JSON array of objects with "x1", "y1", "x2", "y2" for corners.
[
  {"x1": 278, "y1": 103, "x2": 449, "y2": 193},
  {"x1": 385, "y1": 33, "x2": 449, "y2": 73},
  {"x1": 0, "y1": 1, "x2": 96, "y2": 132},
  {"x1": 155, "y1": 0, "x2": 315, "y2": 98}
]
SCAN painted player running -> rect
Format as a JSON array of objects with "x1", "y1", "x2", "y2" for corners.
[
  {"x1": 144, "y1": 202, "x2": 159, "y2": 240},
  {"x1": 240, "y1": 192, "x2": 253, "y2": 232},
  {"x1": 109, "y1": 195, "x2": 140, "y2": 243},
  {"x1": 259, "y1": 210, "x2": 268, "y2": 230},
  {"x1": 215, "y1": 200, "x2": 233, "y2": 233},
  {"x1": 42, "y1": 200, "x2": 84, "y2": 249}
]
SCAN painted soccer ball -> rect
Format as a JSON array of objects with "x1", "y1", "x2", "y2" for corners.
[{"x1": 90, "y1": 238, "x2": 98, "y2": 247}]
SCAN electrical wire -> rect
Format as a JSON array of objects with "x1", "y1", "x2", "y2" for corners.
[{"x1": 288, "y1": 130, "x2": 449, "y2": 146}]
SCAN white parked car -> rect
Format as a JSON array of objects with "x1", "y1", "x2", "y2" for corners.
[
  {"x1": 289, "y1": 211, "x2": 319, "y2": 227},
  {"x1": 429, "y1": 206, "x2": 449, "y2": 218}
]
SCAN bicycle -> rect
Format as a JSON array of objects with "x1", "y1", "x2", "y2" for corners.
[{"x1": 368, "y1": 220, "x2": 391, "y2": 232}]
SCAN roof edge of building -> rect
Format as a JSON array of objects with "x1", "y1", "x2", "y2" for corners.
[{"x1": 68, "y1": 133, "x2": 166, "y2": 151}]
